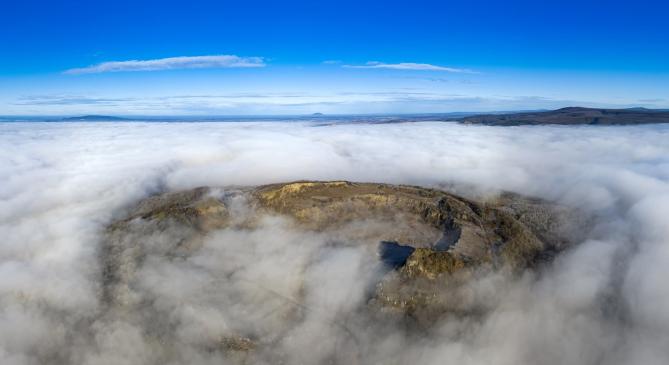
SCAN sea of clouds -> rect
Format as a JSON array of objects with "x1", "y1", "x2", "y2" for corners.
[{"x1": 1, "y1": 121, "x2": 668, "y2": 364}]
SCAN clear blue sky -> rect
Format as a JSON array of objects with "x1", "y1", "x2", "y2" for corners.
[{"x1": 1, "y1": 0, "x2": 668, "y2": 115}]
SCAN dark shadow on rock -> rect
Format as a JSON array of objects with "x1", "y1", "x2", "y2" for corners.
[{"x1": 434, "y1": 218, "x2": 461, "y2": 251}]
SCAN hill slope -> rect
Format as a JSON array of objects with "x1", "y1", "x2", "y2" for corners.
[{"x1": 459, "y1": 107, "x2": 669, "y2": 126}]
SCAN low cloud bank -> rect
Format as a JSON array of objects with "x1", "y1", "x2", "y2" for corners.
[{"x1": 1, "y1": 121, "x2": 668, "y2": 364}]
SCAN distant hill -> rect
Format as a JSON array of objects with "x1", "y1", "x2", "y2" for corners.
[
  {"x1": 59, "y1": 115, "x2": 129, "y2": 121},
  {"x1": 458, "y1": 107, "x2": 669, "y2": 126}
]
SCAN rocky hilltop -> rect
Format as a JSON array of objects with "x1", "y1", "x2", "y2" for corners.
[{"x1": 102, "y1": 181, "x2": 585, "y2": 355}]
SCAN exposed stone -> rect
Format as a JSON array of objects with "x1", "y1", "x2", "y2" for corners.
[
  {"x1": 218, "y1": 336, "x2": 256, "y2": 352},
  {"x1": 101, "y1": 180, "x2": 583, "y2": 338}
]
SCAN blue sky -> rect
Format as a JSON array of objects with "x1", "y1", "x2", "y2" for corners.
[{"x1": 1, "y1": 0, "x2": 668, "y2": 115}]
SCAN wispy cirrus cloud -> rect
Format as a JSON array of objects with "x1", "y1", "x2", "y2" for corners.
[
  {"x1": 64, "y1": 55, "x2": 265, "y2": 74},
  {"x1": 638, "y1": 98, "x2": 666, "y2": 103},
  {"x1": 343, "y1": 61, "x2": 475, "y2": 73},
  {"x1": 14, "y1": 95, "x2": 135, "y2": 105}
]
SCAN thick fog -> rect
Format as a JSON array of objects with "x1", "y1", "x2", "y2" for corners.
[{"x1": 1, "y1": 121, "x2": 668, "y2": 364}]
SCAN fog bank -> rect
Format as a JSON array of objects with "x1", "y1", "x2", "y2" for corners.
[{"x1": 1, "y1": 121, "x2": 668, "y2": 364}]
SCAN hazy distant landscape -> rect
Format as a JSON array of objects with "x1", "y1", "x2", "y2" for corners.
[{"x1": 5, "y1": 106, "x2": 669, "y2": 125}]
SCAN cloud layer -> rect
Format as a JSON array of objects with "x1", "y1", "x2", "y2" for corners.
[
  {"x1": 1, "y1": 121, "x2": 668, "y2": 364},
  {"x1": 11, "y1": 93, "x2": 593, "y2": 116},
  {"x1": 64, "y1": 55, "x2": 265, "y2": 74},
  {"x1": 344, "y1": 61, "x2": 473, "y2": 72}
]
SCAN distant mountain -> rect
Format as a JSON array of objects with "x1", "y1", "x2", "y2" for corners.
[
  {"x1": 59, "y1": 115, "x2": 129, "y2": 121},
  {"x1": 458, "y1": 107, "x2": 669, "y2": 126}
]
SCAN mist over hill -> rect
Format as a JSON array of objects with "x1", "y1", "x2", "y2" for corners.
[{"x1": 1, "y1": 121, "x2": 668, "y2": 364}]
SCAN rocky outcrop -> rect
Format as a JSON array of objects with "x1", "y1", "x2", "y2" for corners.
[
  {"x1": 252, "y1": 181, "x2": 561, "y2": 272},
  {"x1": 101, "y1": 181, "x2": 583, "y2": 349}
]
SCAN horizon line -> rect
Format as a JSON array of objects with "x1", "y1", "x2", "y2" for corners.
[{"x1": 2, "y1": 106, "x2": 667, "y2": 120}]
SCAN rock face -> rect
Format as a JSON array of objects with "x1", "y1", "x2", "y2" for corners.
[
  {"x1": 252, "y1": 181, "x2": 571, "y2": 272},
  {"x1": 101, "y1": 181, "x2": 583, "y2": 354}
]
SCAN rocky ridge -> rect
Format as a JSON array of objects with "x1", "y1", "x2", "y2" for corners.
[{"x1": 101, "y1": 181, "x2": 584, "y2": 355}]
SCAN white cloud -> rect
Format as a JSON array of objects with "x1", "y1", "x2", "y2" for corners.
[
  {"x1": 13, "y1": 93, "x2": 587, "y2": 116},
  {"x1": 1, "y1": 121, "x2": 669, "y2": 364},
  {"x1": 64, "y1": 55, "x2": 265, "y2": 74},
  {"x1": 344, "y1": 61, "x2": 474, "y2": 73}
]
